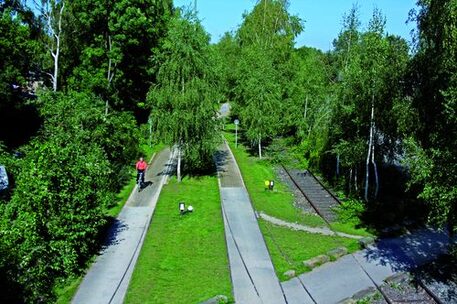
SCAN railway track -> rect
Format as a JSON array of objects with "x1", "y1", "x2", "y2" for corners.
[
  {"x1": 279, "y1": 164, "x2": 441, "y2": 304},
  {"x1": 280, "y1": 166, "x2": 340, "y2": 224}
]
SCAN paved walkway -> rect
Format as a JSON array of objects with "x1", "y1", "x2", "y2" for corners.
[
  {"x1": 72, "y1": 148, "x2": 175, "y2": 304},
  {"x1": 215, "y1": 142, "x2": 287, "y2": 304},
  {"x1": 258, "y1": 212, "x2": 363, "y2": 239},
  {"x1": 281, "y1": 227, "x2": 454, "y2": 304}
]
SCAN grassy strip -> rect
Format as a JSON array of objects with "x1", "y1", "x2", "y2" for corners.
[
  {"x1": 224, "y1": 125, "x2": 325, "y2": 227},
  {"x1": 259, "y1": 220, "x2": 359, "y2": 281},
  {"x1": 54, "y1": 143, "x2": 164, "y2": 303},
  {"x1": 124, "y1": 176, "x2": 232, "y2": 304}
]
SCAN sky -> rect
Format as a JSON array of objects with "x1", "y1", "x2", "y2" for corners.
[{"x1": 173, "y1": 0, "x2": 418, "y2": 51}]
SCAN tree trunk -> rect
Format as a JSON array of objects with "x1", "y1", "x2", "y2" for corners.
[
  {"x1": 177, "y1": 147, "x2": 182, "y2": 182},
  {"x1": 105, "y1": 35, "x2": 115, "y2": 116},
  {"x1": 304, "y1": 96, "x2": 308, "y2": 120},
  {"x1": 371, "y1": 141, "x2": 379, "y2": 199},
  {"x1": 50, "y1": 2, "x2": 64, "y2": 92},
  {"x1": 258, "y1": 135, "x2": 262, "y2": 159},
  {"x1": 336, "y1": 154, "x2": 340, "y2": 178},
  {"x1": 349, "y1": 168, "x2": 353, "y2": 194},
  {"x1": 354, "y1": 167, "x2": 358, "y2": 192},
  {"x1": 149, "y1": 118, "x2": 152, "y2": 148},
  {"x1": 364, "y1": 99, "x2": 375, "y2": 202}
]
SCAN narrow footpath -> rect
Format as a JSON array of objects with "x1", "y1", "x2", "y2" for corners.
[
  {"x1": 215, "y1": 141, "x2": 287, "y2": 304},
  {"x1": 72, "y1": 148, "x2": 175, "y2": 304}
]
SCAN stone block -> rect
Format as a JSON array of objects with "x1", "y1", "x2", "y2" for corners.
[
  {"x1": 199, "y1": 295, "x2": 228, "y2": 304},
  {"x1": 351, "y1": 286, "x2": 377, "y2": 300},
  {"x1": 283, "y1": 269, "x2": 296, "y2": 279},
  {"x1": 327, "y1": 247, "x2": 348, "y2": 260},
  {"x1": 358, "y1": 237, "x2": 375, "y2": 248},
  {"x1": 303, "y1": 254, "x2": 330, "y2": 269}
]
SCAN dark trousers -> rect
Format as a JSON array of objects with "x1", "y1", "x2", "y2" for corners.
[{"x1": 136, "y1": 169, "x2": 145, "y2": 184}]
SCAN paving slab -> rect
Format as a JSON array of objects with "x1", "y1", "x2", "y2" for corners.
[
  {"x1": 299, "y1": 254, "x2": 376, "y2": 304},
  {"x1": 223, "y1": 210, "x2": 262, "y2": 304},
  {"x1": 281, "y1": 278, "x2": 314, "y2": 304},
  {"x1": 72, "y1": 148, "x2": 174, "y2": 304}
]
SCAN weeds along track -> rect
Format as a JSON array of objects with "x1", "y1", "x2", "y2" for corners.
[{"x1": 279, "y1": 164, "x2": 440, "y2": 304}]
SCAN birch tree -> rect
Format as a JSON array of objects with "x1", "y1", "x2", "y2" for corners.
[
  {"x1": 35, "y1": 0, "x2": 65, "y2": 92},
  {"x1": 233, "y1": 0, "x2": 303, "y2": 158},
  {"x1": 330, "y1": 8, "x2": 408, "y2": 200},
  {"x1": 148, "y1": 10, "x2": 219, "y2": 181}
]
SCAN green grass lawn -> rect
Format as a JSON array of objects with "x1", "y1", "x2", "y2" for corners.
[
  {"x1": 259, "y1": 220, "x2": 359, "y2": 281},
  {"x1": 224, "y1": 126, "x2": 325, "y2": 228},
  {"x1": 54, "y1": 143, "x2": 165, "y2": 303},
  {"x1": 124, "y1": 176, "x2": 232, "y2": 304}
]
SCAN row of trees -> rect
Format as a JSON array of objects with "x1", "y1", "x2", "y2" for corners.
[
  {"x1": 214, "y1": 0, "x2": 456, "y2": 233},
  {"x1": 0, "y1": 0, "x2": 455, "y2": 301},
  {"x1": 0, "y1": 0, "x2": 177, "y2": 302}
]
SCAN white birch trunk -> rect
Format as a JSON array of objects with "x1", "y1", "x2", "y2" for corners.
[
  {"x1": 364, "y1": 99, "x2": 375, "y2": 201},
  {"x1": 106, "y1": 35, "x2": 116, "y2": 116},
  {"x1": 349, "y1": 168, "x2": 353, "y2": 194},
  {"x1": 47, "y1": 2, "x2": 64, "y2": 92},
  {"x1": 371, "y1": 140, "x2": 379, "y2": 199},
  {"x1": 177, "y1": 147, "x2": 182, "y2": 182},
  {"x1": 336, "y1": 154, "x2": 340, "y2": 177},
  {"x1": 258, "y1": 135, "x2": 262, "y2": 159},
  {"x1": 304, "y1": 96, "x2": 308, "y2": 120},
  {"x1": 354, "y1": 167, "x2": 358, "y2": 192}
]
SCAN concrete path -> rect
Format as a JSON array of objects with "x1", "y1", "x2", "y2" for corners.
[
  {"x1": 281, "y1": 227, "x2": 454, "y2": 304},
  {"x1": 72, "y1": 148, "x2": 175, "y2": 304},
  {"x1": 215, "y1": 142, "x2": 287, "y2": 304},
  {"x1": 258, "y1": 212, "x2": 363, "y2": 239}
]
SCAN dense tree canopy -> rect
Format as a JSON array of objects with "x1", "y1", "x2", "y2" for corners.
[
  {"x1": 0, "y1": 0, "x2": 456, "y2": 301},
  {"x1": 148, "y1": 9, "x2": 220, "y2": 178}
]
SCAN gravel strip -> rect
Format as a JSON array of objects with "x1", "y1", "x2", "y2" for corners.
[{"x1": 275, "y1": 166, "x2": 316, "y2": 214}]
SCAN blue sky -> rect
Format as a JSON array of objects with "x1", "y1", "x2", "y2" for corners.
[{"x1": 173, "y1": 0, "x2": 418, "y2": 51}]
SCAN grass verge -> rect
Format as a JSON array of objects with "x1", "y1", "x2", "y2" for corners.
[
  {"x1": 124, "y1": 176, "x2": 232, "y2": 304},
  {"x1": 54, "y1": 143, "x2": 165, "y2": 303},
  {"x1": 260, "y1": 220, "x2": 359, "y2": 281}
]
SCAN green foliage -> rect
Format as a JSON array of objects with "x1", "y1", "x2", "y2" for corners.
[
  {"x1": 404, "y1": 0, "x2": 457, "y2": 232},
  {"x1": 229, "y1": 0, "x2": 304, "y2": 156},
  {"x1": 148, "y1": 10, "x2": 220, "y2": 170},
  {"x1": 62, "y1": 0, "x2": 173, "y2": 112},
  {"x1": 0, "y1": 91, "x2": 140, "y2": 302},
  {"x1": 0, "y1": 9, "x2": 43, "y2": 147},
  {"x1": 234, "y1": 45, "x2": 281, "y2": 147},
  {"x1": 36, "y1": 91, "x2": 139, "y2": 190},
  {"x1": 327, "y1": 7, "x2": 409, "y2": 196}
]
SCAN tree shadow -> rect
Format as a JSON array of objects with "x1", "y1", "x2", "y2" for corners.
[
  {"x1": 359, "y1": 228, "x2": 457, "y2": 302},
  {"x1": 214, "y1": 149, "x2": 230, "y2": 174},
  {"x1": 99, "y1": 218, "x2": 129, "y2": 251}
]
